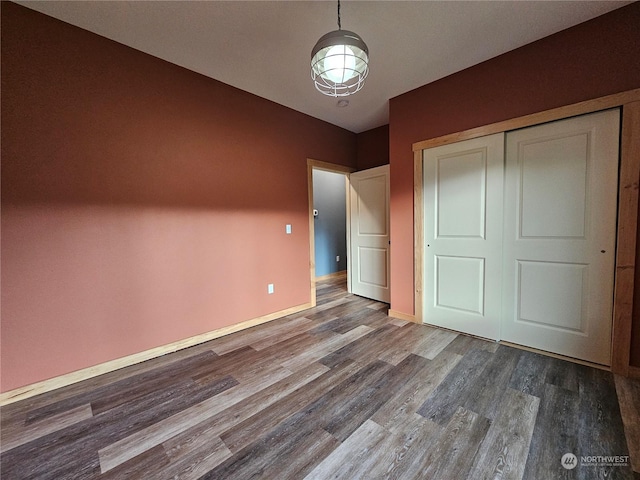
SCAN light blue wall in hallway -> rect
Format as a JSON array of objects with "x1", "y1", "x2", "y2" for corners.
[{"x1": 313, "y1": 169, "x2": 347, "y2": 277}]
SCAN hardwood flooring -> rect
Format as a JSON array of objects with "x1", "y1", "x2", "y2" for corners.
[{"x1": 1, "y1": 276, "x2": 638, "y2": 479}]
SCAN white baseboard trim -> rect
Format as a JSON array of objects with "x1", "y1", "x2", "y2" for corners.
[
  {"x1": 0, "y1": 302, "x2": 312, "y2": 406},
  {"x1": 388, "y1": 309, "x2": 417, "y2": 323}
]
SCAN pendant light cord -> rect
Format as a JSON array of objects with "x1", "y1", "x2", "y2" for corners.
[{"x1": 337, "y1": 0, "x2": 341, "y2": 30}]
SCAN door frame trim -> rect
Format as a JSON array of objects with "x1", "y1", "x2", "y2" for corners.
[
  {"x1": 412, "y1": 88, "x2": 640, "y2": 375},
  {"x1": 307, "y1": 159, "x2": 355, "y2": 307}
]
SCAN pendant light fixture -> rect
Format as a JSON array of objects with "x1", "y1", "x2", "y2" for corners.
[{"x1": 311, "y1": 0, "x2": 369, "y2": 97}]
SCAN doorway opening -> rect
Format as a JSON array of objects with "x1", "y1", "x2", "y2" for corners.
[{"x1": 307, "y1": 159, "x2": 354, "y2": 307}]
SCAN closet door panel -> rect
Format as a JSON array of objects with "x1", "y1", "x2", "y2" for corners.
[
  {"x1": 423, "y1": 133, "x2": 504, "y2": 340},
  {"x1": 502, "y1": 109, "x2": 620, "y2": 365}
]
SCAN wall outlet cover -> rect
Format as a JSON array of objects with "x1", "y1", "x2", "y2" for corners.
[{"x1": 268, "y1": 283, "x2": 274, "y2": 294}]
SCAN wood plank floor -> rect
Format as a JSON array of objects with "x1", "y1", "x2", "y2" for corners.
[{"x1": 1, "y1": 276, "x2": 638, "y2": 479}]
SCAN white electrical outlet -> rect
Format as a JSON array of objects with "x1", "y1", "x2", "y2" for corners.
[
  {"x1": 336, "y1": 256, "x2": 340, "y2": 262},
  {"x1": 285, "y1": 224, "x2": 292, "y2": 234},
  {"x1": 268, "y1": 283, "x2": 274, "y2": 294}
]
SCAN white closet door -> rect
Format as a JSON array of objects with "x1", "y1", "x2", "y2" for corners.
[
  {"x1": 423, "y1": 133, "x2": 504, "y2": 340},
  {"x1": 502, "y1": 109, "x2": 620, "y2": 365},
  {"x1": 350, "y1": 165, "x2": 390, "y2": 303}
]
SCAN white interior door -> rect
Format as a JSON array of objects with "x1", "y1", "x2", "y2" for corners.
[
  {"x1": 349, "y1": 165, "x2": 390, "y2": 303},
  {"x1": 502, "y1": 109, "x2": 620, "y2": 365},
  {"x1": 423, "y1": 133, "x2": 504, "y2": 340}
]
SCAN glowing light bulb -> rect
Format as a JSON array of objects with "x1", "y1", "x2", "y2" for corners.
[{"x1": 323, "y1": 44, "x2": 356, "y2": 83}]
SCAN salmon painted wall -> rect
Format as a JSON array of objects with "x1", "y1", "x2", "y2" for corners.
[
  {"x1": 388, "y1": 2, "x2": 640, "y2": 322},
  {"x1": 356, "y1": 125, "x2": 389, "y2": 170},
  {"x1": 0, "y1": 3, "x2": 357, "y2": 392}
]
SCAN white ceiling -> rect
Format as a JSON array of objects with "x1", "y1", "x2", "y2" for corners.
[{"x1": 17, "y1": 1, "x2": 632, "y2": 133}]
